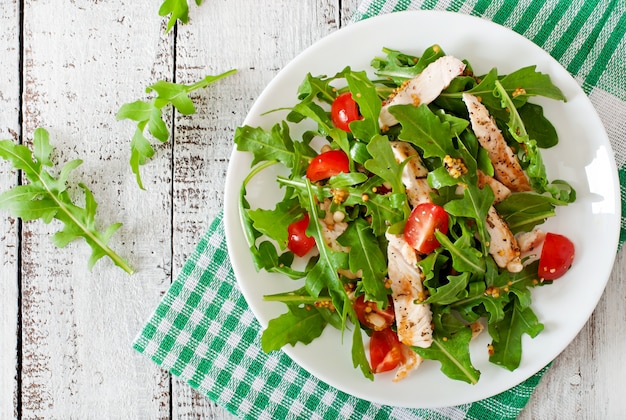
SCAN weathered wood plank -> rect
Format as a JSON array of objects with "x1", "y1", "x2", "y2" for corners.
[
  {"x1": 19, "y1": 1, "x2": 174, "y2": 417},
  {"x1": 0, "y1": 1, "x2": 20, "y2": 418}
]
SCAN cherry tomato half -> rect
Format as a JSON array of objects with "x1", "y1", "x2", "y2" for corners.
[
  {"x1": 331, "y1": 92, "x2": 361, "y2": 132},
  {"x1": 306, "y1": 149, "x2": 350, "y2": 182},
  {"x1": 287, "y1": 213, "x2": 316, "y2": 257},
  {"x1": 404, "y1": 202, "x2": 449, "y2": 254},
  {"x1": 353, "y1": 295, "x2": 395, "y2": 331},
  {"x1": 538, "y1": 232, "x2": 575, "y2": 280},
  {"x1": 370, "y1": 327, "x2": 405, "y2": 373}
]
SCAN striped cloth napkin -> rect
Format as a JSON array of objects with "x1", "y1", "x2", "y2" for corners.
[{"x1": 134, "y1": 1, "x2": 626, "y2": 419}]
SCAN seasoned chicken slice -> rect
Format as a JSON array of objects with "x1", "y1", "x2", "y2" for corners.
[
  {"x1": 477, "y1": 170, "x2": 511, "y2": 204},
  {"x1": 462, "y1": 93, "x2": 532, "y2": 192},
  {"x1": 385, "y1": 233, "x2": 433, "y2": 348},
  {"x1": 379, "y1": 56, "x2": 466, "y2": 129},
  {"x1": 486, "y1": 206, "x2": 523, "y2": 272},
  {"x1": 393, "y1": 346, "x2": 423, "y2": 382},
  {"x1": 516, "y1": 228, "x2": 546, "y2": 265},
  {"x1": 389, "y1": 141, "x2": 432, "y2": 206}
]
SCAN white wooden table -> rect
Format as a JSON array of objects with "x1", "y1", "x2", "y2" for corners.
[{"x1": 1, "y1": 1, "x2": 624, "y2": 418}]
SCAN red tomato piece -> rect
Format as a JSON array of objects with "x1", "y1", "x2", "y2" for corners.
[
  {"x1": 404, "y1": 203, "x2": 449, "y2": 254},
  {"x1": 353, "y1": 295, "x2": 395, "y2": 331},
  {"x1": 331, "y1": 92, "x2": 361, "y2": 132},
  {"x1": 306, "y1": 149, "x2": 349, "y2": 182},
  {"x1": 538, "y1": 232, "x2": 575, "y2": 280},
  {"x1": 287, "y1": 214, "x2": 316, "y2": 257},
  {"x1": 369, "y1": 327, "x2": 404, "y2": 373}
]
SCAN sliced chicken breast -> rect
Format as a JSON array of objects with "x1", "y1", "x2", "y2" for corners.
[
  {"x1": 385, "y1": 233, "x2": 433, "y2": 348},
  {"x1": 477, "y1": 170, "x2": 511, "y2": 204},
  {"x1": 389, "y1": 141, "x2": 432, "y2": 206},
  {"x1": 393, "y1": 346, "x2": 423, "y2": 382},
  {"x1": 462, "y1": 93, "x2": 532, "y2": 192},
  {"x1": 379, "y1": 56, "x2": 466, "y2": 129},
  {"x1": 486, "y1": 206, "x2": 523, "y2": 273}
]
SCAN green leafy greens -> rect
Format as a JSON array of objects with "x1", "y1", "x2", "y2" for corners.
[
  {"x1": 117, "y1": 69, "x2": 236, "y2": 189},
  {"x1": 158, "y1": 0, "x2": 204, "y2": 33},
  {"x1": 234, "y1": 44, "x2": 575, "y2": 383},
  {"x1": 0, "y1": 128, "x2": 133, "y2": 274}
]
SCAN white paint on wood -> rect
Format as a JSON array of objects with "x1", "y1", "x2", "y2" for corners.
[
  {"x1": 0, "y1": 0, "x2": 20, "y2": 418},
  {"x1": 19, "y1": 0, "x2": 174, "y2": 417}
]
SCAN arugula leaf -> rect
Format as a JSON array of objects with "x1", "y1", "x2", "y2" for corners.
[
  {"x1": 363, "y1": 135, "x2": 405, "y2": 194},
  {"x1": 117, "y1": 69, "x2": 236, "y2": 189},
  {"x1": 345, "y1": 71, "x2": 381, "y2": 142},
  {"x1": 435, "y1": 232, "x2": 486, "y2": 275},
  {"x1": 294, "y1": 72, "x2": 337, "y2": 104},
  {"x1": 414, "y1": 312, "x2": 480, "y2": 384},
  {"x1": 158, "y1": 0, "x2": 203, "y2": 33},
  {"x1": 424, "y1": 271, "x2": 471, "y2": 305},
  {"x1": 247, "y1": 196, "x2": 302, "y2": 250},
  {"x1": 0, "y1": 128, "x2": 133, "y2": 274},
  {"x1": 518, "y1": 103, "x2": 559, "y2": 149},
  {"x1": 494, "y1": 192, "x2": 560, "y2": 234},
  {"x1": 371, "y1": 44, "x2": 446, "y2": 84},
  {"x1": 261, "y1": 306, "x2": 328, "y2": 352},
  {"x1": 336, "y1": 218, "x2": 389, "y2": 306},
  {"x1": 390, "y1": 104, "x2": 456, "y2": 158},
  {"x1": 351, "y1": 317, "x2": 374, "y2": 380},
  {"x1": 299, "y1": 181, "x2": 348, "y2": 301},
  {"x1": 444, "y1": 183, "x2": 494, "y2": 253},
  {"x1": 488, "y1": 298, "x2": 544, "y2": 371},
  {"x1": 234, "y1": 122, "x2": 316, "y2": 173},
  {"x1": 499, "y1": 66, "x2": 566, "y2": 103}
]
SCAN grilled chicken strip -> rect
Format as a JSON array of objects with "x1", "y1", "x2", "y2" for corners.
[
  {"x1": 385, "y1": 233, "x2": 433, "y2": 348},
  {"x1": 393, "y1": 345, "x2": 423, "y2": 382},
  {"x1": 486, "y1": 206, "x2": 523, "y2": 272},
  {"x1": 462, "y1": 93, "x2": 532, "y2": 192},
  {"x1": 379, "y1": 56, "x2": 466, "y2": 129},
  {"x1": 516, "y1": 228, "x2": 546, "y2": 265},
  {"x1": 477, "y1": 170, "x2": 511, "y2": 204},
  {"x1": 390, "y1": 141, "x2": 432, "y2": 206}
]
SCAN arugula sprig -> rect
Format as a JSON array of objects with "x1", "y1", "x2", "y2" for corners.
[
  {"x1": 158, "y1": 0, "x2": 203, "y2": 33},
  {"x1": 117, "y1": 70, "x2": 236, "y2": 190},
  {"x1": 0, "y1": 128, "x2": 133, "y2": 274}
]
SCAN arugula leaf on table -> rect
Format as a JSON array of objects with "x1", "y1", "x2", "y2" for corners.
[
  {"x1": 117, "y1": 69, "x2": 236, "y2": 189},
  {"x1": 158, "y1": 0, "x2": 204, "y2": 33},
  {"x1": 0, "y1": 128, "x2": 133, "y2": 274}
]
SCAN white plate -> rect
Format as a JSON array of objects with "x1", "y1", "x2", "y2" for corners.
[{"x1": 224, "y1": 10, "x2": 620, "y2": 408}]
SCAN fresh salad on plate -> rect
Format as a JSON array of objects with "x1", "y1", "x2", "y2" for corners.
[{"x1": 234, "y1": 44, "x2": 576, "y2": 384}]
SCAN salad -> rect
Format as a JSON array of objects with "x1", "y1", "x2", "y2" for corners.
[{"x1": 234, "y1": 44, "x2": 576, "y2": 384}]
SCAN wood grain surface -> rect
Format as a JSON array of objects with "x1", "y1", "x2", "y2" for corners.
[{"x1": 1, "y1": 1, "x2": 623, "y2": 418}]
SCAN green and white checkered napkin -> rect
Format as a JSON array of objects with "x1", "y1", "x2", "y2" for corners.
[{"x1": 134, "y1": 1, "x2": 626, "y2": 418}]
